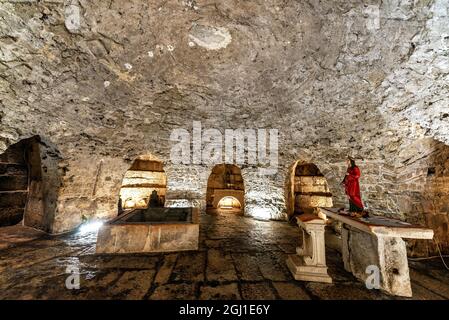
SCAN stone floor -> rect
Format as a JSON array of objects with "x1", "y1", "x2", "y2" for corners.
[
  {"x1": 0, "y1": 214, "x2": 448, "y2": 300},
  {"x1": 0, "y1": 225, "x2": 46, "y2": 250}
]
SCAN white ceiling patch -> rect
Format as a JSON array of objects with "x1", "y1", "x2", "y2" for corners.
[{"x1": 188, "y1": 25, "x2": 232, "y2": 50}]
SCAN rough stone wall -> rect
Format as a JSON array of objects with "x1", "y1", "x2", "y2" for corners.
[
  {"x1": 394, "y1": 138, "x2": 449, "y2": 256},
  {"x1": 52, "y1": 154, "x2": 128, "y2": 233},
  {"x1": 292, "y1": 163, "x2": 332, "y2": 214},
  {"x1": 329, "y1": 160, "x2": 398, "y2": 215},
  {"x1": 379, "y1": 0, "x2": 449, "y2": 146},
  {"x1": 164, "y1": 163, "x2": 287, "y2": 221},
  {"x1": 243, "y1": 166, "x2": 287, "y2": 220},
  {"x1": 164, "y1": 164, "x2": 208, "y2": 211},
  {"x1": 23, "y1": 137, "x2": 61, "y2": 232},
  {"x1": 0, "y1": 0, "x2": 448, "y2": 253}
]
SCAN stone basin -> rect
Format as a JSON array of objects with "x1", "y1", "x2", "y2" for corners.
[{"x1": 96, "y1": 207, "x2": 200, "y2": 254}]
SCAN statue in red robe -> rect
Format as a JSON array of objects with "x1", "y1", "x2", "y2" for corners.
[{"x1": 343, "y1": 156, "x2": 364, "y2": 212}]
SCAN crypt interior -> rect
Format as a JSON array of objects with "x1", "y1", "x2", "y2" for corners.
[{"x1": 0, "y1": 0, "x2": 449, "y2": 300}]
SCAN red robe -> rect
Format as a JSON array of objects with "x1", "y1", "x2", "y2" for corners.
[{"x1": 344, "y1": 166, "x2": 364, "y2": 209}]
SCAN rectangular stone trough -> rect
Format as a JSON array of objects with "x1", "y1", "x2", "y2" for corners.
[{"x1": 96, "y1": 207, "x2": 200, "y2": 254}]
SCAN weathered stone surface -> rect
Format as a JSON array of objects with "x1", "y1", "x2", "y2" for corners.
[
  {"x1": 79, "y1": 255, "x2": 159, "y2": 270},
  {"x1": 172, "y1": 251, "x2": 206, "y2": 282},
  {"x1": 395, "y1": 139, "x2": 449, "y2": 256},
  {"x1": 206, "y1": 249, "x2": 238, "y2": 282},
  {"x1": 295, "y1": 194, "x2": 333, "y2": 209},
  {"x1": 96, "y1": 209, "x2": 199, "y2": 254},
  {"x1": 304, "y1": 282, "x2": 389, "y2": 300},
  {"x1": 408, "y1": 269, "x2": 449, "y2": 299},
  {"x1": 153, "y1": 253, "x2": 178, "y2": 285},
  {"x1": 149, "y1": 283, "x2": 197, "y2": 300},
  {"x1": 0, "y1": 214, "x2": 448, "y2": 300},
  {"x1": 258, "y1": 252, "x2": 291, "y2": 282},
  {"x1": 96, "y1": 222, "x2": 199, "y2": 254},
  {"x1": 272, "y1": 282, "x2": 311, "y2": 300},
  {"x1": 109, "y1": 270, "x2": 155, "y2": 300},
  {"x1": 0, "y1": 225, "x2": 45, "y2": 251},
  {"x1": 294, "y1": 176, "x2": 330, "y2": 193},
  {"x1": 231, "y1": 253, "x2": 265, "y2": 281},
  {"x1": 199, "y1": 283, "x2": 241, "y2": 300},
  {"x1": 410, "y1": 282, "x2": 447, "y2": 300},
  {"x1": 240, "y1": 282, "x2": 277, "y2": 300},
  {"x1": 342, "y1": 226, "x2": 412, "y2": 297}
]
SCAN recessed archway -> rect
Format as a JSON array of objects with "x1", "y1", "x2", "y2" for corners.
[
  {"x1": 286, "y1": 161, "x2": 333, "y2": 217},
  {"x1": 118, "y1": 156, "x2": 167, "y2": 212},
  {"x1": 206, "y1": 164, "x2": 245, "y2": 215}
]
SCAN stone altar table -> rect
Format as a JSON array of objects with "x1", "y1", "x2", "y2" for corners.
[{"x1": 320, "y1": 208, "x2": 434, "y2": 297}]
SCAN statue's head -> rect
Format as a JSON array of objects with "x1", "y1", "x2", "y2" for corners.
[{"x1": 347, "y1": 156, "x2": 356, "y2": 168}]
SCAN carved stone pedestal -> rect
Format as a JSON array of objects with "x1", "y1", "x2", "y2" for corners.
[{"x1": 287, "y1": 214, "x2": 332, "y2": 283}]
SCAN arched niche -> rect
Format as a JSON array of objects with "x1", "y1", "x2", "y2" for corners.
[
  {"x1": 0, "y1": 136, "x2": 58, "y2": 231},
  {"x1": 118, "y1": 155, "x2": 167, "y2": 212},
  {"x1": 206, "y1": 164, "x2": 245, "y2": 215},
  {"x1": 286, "y1": 161, "x2": 333, "y2": 217}
]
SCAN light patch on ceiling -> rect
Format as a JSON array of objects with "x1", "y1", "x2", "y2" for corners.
[
  {"x1": 64, "y1": 3, "x2": 81, "y2": 33},
  {"x1": 188, "y1": 25, "x2": 232, "y2": 50}
]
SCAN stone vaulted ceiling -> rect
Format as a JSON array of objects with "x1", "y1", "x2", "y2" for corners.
[{"x1": 0, "y1": 0, "x2": 447, "y2": 162}]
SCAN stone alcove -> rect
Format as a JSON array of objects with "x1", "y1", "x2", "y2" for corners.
[
  {"x1": 0, "y1": 136, "x2": 60, "y2": 232},
  {"x1": 206, "y1": 164, "x2": 245, "y2": 215},
  {"x1": 118, "y1": 156, "x2": 167, "y2": 211},
  {"x1": 286, "y1": 161, "x2": 333, "y2": 217}
]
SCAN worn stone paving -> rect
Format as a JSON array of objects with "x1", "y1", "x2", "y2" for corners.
[{"x1": 0, "y1": 214, "x2": 448, "y2": 300}]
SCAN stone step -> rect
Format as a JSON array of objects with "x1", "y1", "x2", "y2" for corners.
[
  {"x1": 120, "y1": 183, "x2": 167, "y2": 189},
  {"x1": 0, "y1": 141, "x2": 27, "y2": 164},
  {"x1": 294, "y1": 184, "x2": 330, "y2": 194},
  {"x1": 0, "y1": 175, "x2": 28, "y2": 191},
  {"x1": 0, "y1": 191, "x2": 28, "y2": 207},
  {"x1": 0, "y1": 206, "x2": 24, "y2": 227},
  {"x1": 207, "y1": 178, "x2": 244, "y2": 190},
  {"x1": 121, "y1": 171, "x2": 166, "y2": 186},
  {"x1": 293, "y1": 176, "x2": 330, "y2": 193},
  {"x1": 129, "y1": 159, "x2": 164, "y2": 172},
  {"x1": 0, "y1": 163, "x2": 27, "y2": 175},
  {"x1": 295, "y1": 193, "x2": 333, "y2": 208}
]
